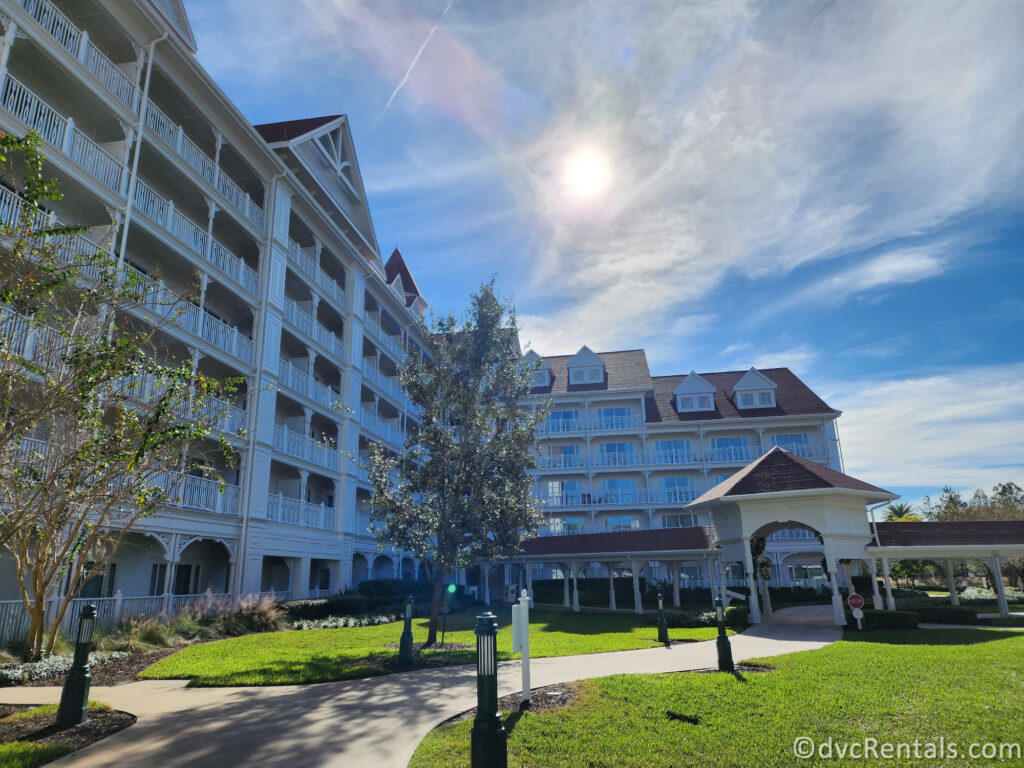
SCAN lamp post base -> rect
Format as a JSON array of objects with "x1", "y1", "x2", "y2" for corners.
[
  {"x1": 716, "y1": 634, "x2": 734, "y2": 674},
  {"x1": 56, "y1": 668, "x2": 91, "y2": 729},
  {"x1": 471, "y1": 722, "x2": 507, "y2": 768}
]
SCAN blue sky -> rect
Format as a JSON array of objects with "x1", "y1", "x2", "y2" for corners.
[{"x1": 183, "y1": 0, "x2": 1024, "y2": 505}]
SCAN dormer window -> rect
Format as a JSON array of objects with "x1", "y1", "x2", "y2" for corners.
[
  {"x1": 677, "y1": 394, "x2": 714, "y2": 412},
  {"x1": 531, "y1": 369, "x2": 550, "y2": 387},
  {"x1": 737, "y1": 390, "x2": 775, "y2": 409},
  {"x1": 570, "y1": 367, "x2": 602, "y2": 384},
  {"x1": 730, "y1": 367, "x2": 778, "y2": 410}
]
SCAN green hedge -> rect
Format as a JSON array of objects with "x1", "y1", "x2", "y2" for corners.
[
  {"x1": 846, "y1": 609, "x2": 918, "y2": 630},
  {"x1": 912, "y1": 605, "x2": 979, "y2": 624},
  {"x1": 284, "y1": 579, "x2": 472, "y2": 621}
]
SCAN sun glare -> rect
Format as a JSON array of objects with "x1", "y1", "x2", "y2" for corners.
[{"x1": 563, "y1": 148, "x2": 611, "y2": 201}]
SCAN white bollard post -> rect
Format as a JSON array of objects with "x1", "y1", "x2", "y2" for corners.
[{"x1": 513, "y1": 589, "x2": 531, "y2": 707}]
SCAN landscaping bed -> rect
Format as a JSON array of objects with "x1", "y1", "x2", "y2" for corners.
[
  {"x1": 410, "y1": 628, "x2": 1024, "y2": 767},
  {"x1": 0, "y1": 702, "x2": 135, "y2": 768}
]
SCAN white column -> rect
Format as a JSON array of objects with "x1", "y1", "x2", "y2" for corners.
[
  {"x1": 717, "y1": 560, "x2": 729, "y2": 608},
  {"x1": 631, "y1": 564, "x2": 642, "y2": 614},
  {"x1": 605, "y1": 563, "x2": 617, "y2": 610},
  {"x1": 743, "y1": 546, "x2": 762, "y2": 624},
  {"x1": 571, "y1": 561, "x2": 580, "y2": 612},
  {"x1": 991, "y1": 556, "x2": 1010, "y2": 618},
  {"x1": 945, "y1": 559, "x2": 959, "y2": 606},
  {"x1": 828, "y1": 570, "x2": 845, "y2": 626},
  {"x1": 525, "y1": 564, "x2": 534, "y2": 607},
  {"x1": 291, "y1": 557, "x2": 310, "y2": 599},
  {"x1": 482, "y1": 562, "x2": 490, "y2": 606},
  {"x1": 841, "y1": 562, "x2": 853, "y2": 595},
  {"x1": 562, "y1": 565, "x2": 570, "y2": 607},
  {"x1": 881, "y1": 556, "x2": 896, "y2": 611},
  {"x1": 866, "y1": 558, "x2": 883, "y2": 610}
]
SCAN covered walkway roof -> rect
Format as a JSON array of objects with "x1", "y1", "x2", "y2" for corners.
[
  {"x1": 515, "y1": 527, "x2": 714, "y2": 562},
  {"x1": 868, "y1": 520, "x2": 1024, "y2": 559}
]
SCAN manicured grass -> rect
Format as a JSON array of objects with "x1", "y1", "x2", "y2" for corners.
[
  {"x1": 140, "y1": 607, "x2": 730, "y2": 686},
  {"x1": 411, "y1": 628, "x2": 1024, "y2": 767},
  {"x1": 0, "y1": 702, "x2": 111, "y2": 768}
]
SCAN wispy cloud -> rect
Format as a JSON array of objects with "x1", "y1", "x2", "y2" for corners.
[{"x1": 821, "y1": 363, "x2": 1024, "y2": 490}]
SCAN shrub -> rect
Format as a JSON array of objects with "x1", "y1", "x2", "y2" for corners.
[
  {"x1": 911, "y1": 605, "x2": 979, "y2": 624},
  {"x1": 219, "y1": 598, "x2": 286, "y2": 636},
  {"x1": 768, "y1": 585, "x2": 830, "y2": 604},
  {"x1": 725, "y1": 605, "x2": 750, "y2": 627},
  {"x1": 958, "y1": 586, "x2": 1024, "y2": 605},
  {"x1": 846, "y1": 609, "x2": 918, "y2": 630},
  {"x1": 0, "y1": 651, "x2": 128, "y2": 685}
]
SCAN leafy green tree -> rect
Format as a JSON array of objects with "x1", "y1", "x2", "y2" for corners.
[
  {"x1": 0, "y1": 132, "x2": 239, "y2": 659},
  {"x1": 883, "y1": 502, "x2": 922, "y2": 522},
  {"x1": 367, "y1": 281, "x2": 543, "y2": 644}
]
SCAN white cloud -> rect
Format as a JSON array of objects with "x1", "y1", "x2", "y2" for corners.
[{"x1": 823, "y1": 363, "x2": 1024, "y2": 491}]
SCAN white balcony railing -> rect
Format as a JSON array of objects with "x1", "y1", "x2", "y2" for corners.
[
  {"x1": 590, "y1": 415, "x2": 645, "y2": 432},
  {"x1": 359, "y1": 410, "x2": 404, "y2": 447},
  {"x1": 277, "y1": 359, "x2": 341, "y2": 411},
  {"x1": 123, "y1": 263, "x2": 254, "y2": 364},
  {"x1": 19, "y1": 0, "x2": 140, "y2": 112},
  {"x1": 363, "y1": 314, "x2": 404, "y2": 360},
  {"x1": 538, "y1": 453, "x2": 588, "y2": 470},
  {"x1": 143, "y1": 101, "x2": 264, "y2": 230},
  {"x1": 706, "y1": 445, "x2": 763, "y2": 464},
  {"x1": 131, "y1": 179, "x2": 258, "y2": 298},
  {"x1": 272, "y1": 424, "x2": 340, "y2": 471},
  {"x1": 543, "y1": 493, "x2": 585, "y2": 508},
  {"x1": 315, "y1": 267, "x2": 346, "y2": 308},
  {"x1": 590, "y1": 451, "x2": 644, "y2": 468},
  {"x1": 356, "y1": 512, "x2": 374, "y2": 536},
  {"x1": 539, "y1": 418, "x2": 584, "y2": 435},
  {"x1": 361, "y1": 364, "x2": 409, "y2": 408},
  {"x1": 649, "y1": 449, "x2": 702, "y2": 466},
  {"x1": 283, "y1": 298, "x2": 344, "y2": 359},
  {"x1": 266, "y1": 493, "x2": 335, "y2": 530},
  {"x1": 0, "y1": 74, "x2": 125, "y2": 195},
  {"x1": 152, "y1": 471, "x2": 240, "y2": 515},
  {"x1": 645, "y1": 487, "x2": 700, "y2": 504}
]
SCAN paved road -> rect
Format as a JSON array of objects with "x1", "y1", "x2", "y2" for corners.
[{"x1": 1, "y1": 609, "x2": 840, "y2": 768}]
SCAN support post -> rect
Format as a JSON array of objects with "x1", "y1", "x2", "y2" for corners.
[
  {"x1": 525, "y1": 564, "x2": 533, "y2": 607},
  {"x1": 866, "y1": 558, "x2": 883, "y2": 610},
  {"x1": 829, "y1": 570, "x2": 846, "y2": 625},
  {"x1": 743, "y1": 546, "x2": 762, "y2": 624},
  {"x1": 671, "y1": 561, "x2": 680, "y2": 608},
  {"x1": 570, "y1": 562, "x2": 580, "y2": 612},
  {"x1": 482, "y1": 563, "x2": 490, "y2": 606},
  {"x1": 631, "y1": 563, "x2": 642, "y2": 615},
  {"x1": 991, "y1": 556, "x2": 1010, "y2": 618},
  {"x1": 606, "y1": 563, "x2": 616, "y2": 611},
  {"x1": 562, "y1": 566, "x2": 570, "y2": 607},
  {"x1": 881, "y1": 557, "x2": 896, "y2": 611},
  {"x1": 945, "y1": 559, "x2": 959, "y2": 606}
]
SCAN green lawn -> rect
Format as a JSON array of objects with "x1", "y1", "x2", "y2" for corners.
[
  {"x1": 0, "y1": 702, "x2": 109, "y2": 768},
  {"x1": 411, "y1": 628, "x2": 1024, "y2": 767},
  {"x1": 140, "y1": 608, "x2": 729, "y2": 686}
]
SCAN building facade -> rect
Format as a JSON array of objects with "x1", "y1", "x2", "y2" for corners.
[
  {"x1": 519, "y1": 346, "x2": 844, "y2": 590},
  {"x1": 0, "y1": 0, "x2": 426, "y2": 616}
]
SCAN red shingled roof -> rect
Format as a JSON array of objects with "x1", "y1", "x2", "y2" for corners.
[
  {"x1": 647, "y1": 368, "x2": 837, "y2": 423},
  {"x1": 520, "y1": 527, "x2": 713, "y2": 557},
  {"x1": 254, "y1": 115, "x2": 342, "y2": 144},
  {"x1": 530, "y1": 349, "x2": 652, "y2": 394},
  {"x1": 691, "y1": 447, "x2": 894, "y2": 505},
  {"x1": 874, "y1": 521, "x2": 1024, "y2": 547},
  {"x1": 384, "y1": 248, "x2": 422, "y2": 307}
]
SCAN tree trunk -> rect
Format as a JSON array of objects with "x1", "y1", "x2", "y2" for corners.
[
  {"x1": 25, "y1": 602, "x2": 45, "y2": 662},
  {"x1": 425, "y1": 573, "x2": 445, "y2": 646}
]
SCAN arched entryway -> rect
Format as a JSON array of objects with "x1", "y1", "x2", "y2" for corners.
[
  {"x1": 372, "y1": 555, "x2": 394, "y2": 580},
  {"x1": 176, "y1": 539, "x2": 232, "y2": 595},
  {"x1": 352, "y1": 553, "x2": 369, "y2": 584},
  {"x1": 400, "y1": 557, "x2": 415, "y2": 580},
  {"x1": 260, "y1": 556, "x2": 291, "y2": 593}
]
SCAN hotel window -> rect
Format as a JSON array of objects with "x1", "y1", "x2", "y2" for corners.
[
  {"x1": 570, "y1": 367, "x2": 602, "y2": 384},
  {"x1": 599, "y1": 442, "x2": 634, "y2": 466},
  {"x1": 601, "y1": 477, "x2": 637, "y2": 503},
  {"x1": 549, "y1": 516, "x2": 586, "y2": 535},
  {"x1": 173, "y1": 564, "x2": 202, "y2": 595},
  {"x1": 677, "y1": 395, "x2": 713, "y2": 412},
  {"x1": 546, "y1": 480, "x2": 582, "y2": 504},
  {"x1": 76, "y1": 562, "x2": 116, "y2": 599},
  {"x1": 547, "y1": 410, "x2": 579, "y2": 432},
  {"x1": 549, "y1": 444, "x2": 581, "y2": 468},
  {"x1": 655, "y1": 439, "x2": 692, "y2": 463},
  {"x1": 657, "y1": 475, "x2": 694, "y2": 501},
  {"x1": 662, "y1": 512, "x2": 697, "y2": 528},
  {"x1": 758, "y1": 391, "x2": 775, "y2": 406},
  {"x1": 710, "y1": 436, "x2": 748, "y2": 461},
  {"x1": 149, "y1": 563, "x2": 167, "y2": 596},
  {"x1": 737, "y1": 390, "x2": 774, "y2": 409},
  {"x1": 531, "y1": 370, "x2": 549, "y2": 387},
  {"x1": 604, "y1": 515, "x2": 641, "y2": 532},
  {"x1": 597, "y1": 406, "x2": 631, "y2": 429}
]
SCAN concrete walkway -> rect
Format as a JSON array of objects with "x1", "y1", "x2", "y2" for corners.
[{"x1": 0, "y1": 613, "x2": 839, "y2": 768}]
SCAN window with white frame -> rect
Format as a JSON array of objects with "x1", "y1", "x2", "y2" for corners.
[
  {"x1": 76, "y1": 562, "x2": 116, "y2": 599},
  {"x1": 737, "y1": 390, "x2": 774, "y2": 408},
  {"x1": 656, "y1": 475, "x2": 694, "y2": 501},
  {"x1": 548, "y1": 444, "x2": 581, "y2": 468},
  {"x1": 547, "y1": 410, "x2": 579, "y2": 432},
  {"x1": 548, "y1": 516, "x2": 586, "y2": 535},
  {"x1": 570, "y1": 367, "x2": 602, "y2": 384},
  {"x1": 601, "y1": 477, "x2": 637, "y2": 503},
  {"x1": 599, "y1": 441, "x2": 634, "y2": 466},
  {"x1": 771, "y1": 432, "x2": 809, "y2": 455},
  {"x1": 710, "y1": 436, "x2": 749, "y2": 461},
  {"x1": 661, "y1": 512, "x2": 697, "y2": 528},
  {"x1": 597, "y1": 406, "x2": 631, "y2": 429},
  {"x1": 604, "y1": 514, "x2": 640, "y2": 532},
  {"x1": 531, "y1": 369, "x2": 550, "y2": 387},
  {"x1": 546, "y1": 479, "x2": 582, "y2": 504},
  {"x1": 677, "y1": 394, "x2": 714, "y2": 412},
  {"x1": 655, "y1": 438, "x2": 692, "y2": 463}
]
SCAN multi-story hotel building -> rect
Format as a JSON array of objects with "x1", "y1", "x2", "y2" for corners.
[
  {"x1": 0, "y1": 0, "x2": 429, "y2": 621},
  {"x1": 519, "y1": 346, "x2": 843, "y2": 589},
  {"x1": 0, "y1": 0, "x2": 850, "y2": 634}
]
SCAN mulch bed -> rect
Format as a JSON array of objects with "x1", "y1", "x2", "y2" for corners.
[
  {"x1": 443, "y1": 683, "x2": 580, "y2": 725},
  {"x1": 0, "y1": 706, "x2": 136, "y2": 751},
  {"x1": 18, "y1": 647, "x2": 181, "y2": 688},
  {"x1": 688, "y1": 662, "x2": 774, "y2": 674}
]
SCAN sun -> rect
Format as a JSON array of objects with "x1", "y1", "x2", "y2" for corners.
[{"x1": 563, "y1": 148, "x2": 611, "y2": 201}]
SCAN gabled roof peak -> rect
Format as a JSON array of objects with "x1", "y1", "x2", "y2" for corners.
[
  {"x1": 731, "y1": 366, "x2": 777, "y2": 393},
  {"x1": 672, "y1": 371, "x2": 715, "y2": 395},
  {"x1": 149, "y1": 0, "x2": 197, "y2": 53},
  {"x1": 522, "y1": 349, "x2": 551, "y2": 369},
  {"x1": 566, "y1": 345, "x2": 605, "y2": 367}
]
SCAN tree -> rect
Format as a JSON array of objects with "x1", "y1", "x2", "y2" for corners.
[
  {"x1": 367, "y1": 281, "x2": 543, "y2": 644},
  {"x1": 883, "y1": 502, "x2": 922, "y2": 522},
  {"x1": 0, "y1": 132, "x2": 239, "y2": 659}
]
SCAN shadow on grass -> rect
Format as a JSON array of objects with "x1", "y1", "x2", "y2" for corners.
[{"x1": 843, "y1": 628, "x2": 1024, "y2": 647}]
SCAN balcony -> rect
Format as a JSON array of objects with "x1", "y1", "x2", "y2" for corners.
[
  {"x1": 266, "y1": 493, "x2": 335, "y2": 531},
  {"x1": 152, "y1": 471, "x2": 241, "y2": 515},
  {"x1": 0, "y1": 74, "x2": 125, "y2": 194},
  {"x1": 538, "y1": 418, "x2": 584, "y2": 435},
  {"x1": 593, "y1": 489, "x2": 645, "y2": 506},
  {"x1": 363, "y1": 314, "x2": 404, "y2": 360},
  {"x1": 537, "y1": 454, "x2": 588, "y2": 471},
  {"x1": 283, "y1": 298, "x2": 344, "y2": 360},
  {"x1": 590, "y1": 451, "x2": 645, "y2": 469},
  {"x1": 143, "y1": 101, "x2": 264, "y2": 231},
  {"x1": 649, "y1": 449, "x2": 702, "y2": 466},
  {"x1": 646, "y1": 487, "x2": 701, "y2": 504},
  {"x1": 272, "y1": 424, "x2": 341, "y2": 471},
  {"x1": 359, "y1": 411, "x2": 404, "y2": 447},
  {"x1": 132, "y1": 178, "x2": 259, "y2": 297},
  {"x1": 17, "y1": 0, "x2": 140, "y2": 112},
  {"x1": 355, "y1": 512, "x2": 374, "y2": 537},
  {"x1": 705, "y1": 445, "x2": 765, "y2": 464},
  {"x1": 590, "y1": 415, "x2": 645, "y2": 432},
  {"x1": 543, "y1": 493, "x2": 585, "y2": 508},
  {"x1": 286, "y1": 239, "x2": 347, "y2": 309},
  {"x1": 361, "y1": 364, "x2": 408, "y2": 408},
  {"x1": 119, "y1": 371, "x2": 247, "y2": 436},
  {"x1": 277, "y1": 358, "x2": 341, "y2": 412},
  {"x1": 123, "y1": 264, "x2": 254, "y2": 364}
]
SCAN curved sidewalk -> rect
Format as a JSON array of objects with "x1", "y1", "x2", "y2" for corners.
[{"x1": 0, "y1": 616, "x2": 839, "y2": 768}]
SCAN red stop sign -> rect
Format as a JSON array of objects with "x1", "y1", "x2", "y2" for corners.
[{"x1": 847, "y1": 593, "x2": 865, "y2": 610}]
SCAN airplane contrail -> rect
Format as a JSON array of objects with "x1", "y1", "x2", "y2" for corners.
[{"x1": 371, "y1": 0, "x2": 454, "y2": 130}]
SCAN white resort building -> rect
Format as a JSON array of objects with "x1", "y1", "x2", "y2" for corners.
[{"x1": 0, "y1": 0, "x2": 429, "y2": 624}]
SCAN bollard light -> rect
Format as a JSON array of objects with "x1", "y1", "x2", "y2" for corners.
[
  {"x1": 657, "y1": 592, "x2": 670, "y2": 645},
  {"x1": 715, "y1": 596, "x2": 735, "y2": 673},
  {"x1": 398, "y1": 595, "x2": 414, "y2": 667},
  {"x1": 471, "y1": 612, "x2": 507, "y2": 768},
  {"x1": 57, "y1": 604, "x2": 96, "y2": 729}
]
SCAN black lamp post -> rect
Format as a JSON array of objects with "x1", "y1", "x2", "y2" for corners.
[
  {"x1": 657, "y1": 592, "x2": 670, "y2": 645},
  {"x1": 714, "y1": 596, "x2": 734, "y2": 673},
  {"x1": 398, "y1": 595, "x2": 414, "y2": 667},
  {"x1": 471, "y1": 611, "x2": 507, "y2": 768},
  {"x1": 57, "y1": 604, "x2": 96, "y2": 729}
]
